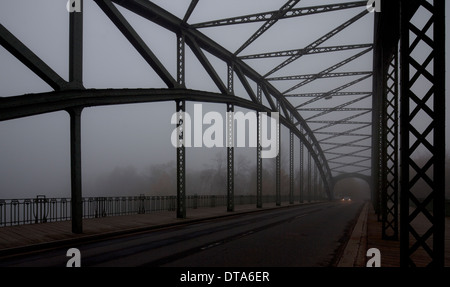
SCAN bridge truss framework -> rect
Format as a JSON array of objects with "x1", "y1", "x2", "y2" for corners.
[{"x1": 0, "y1": 0, "x2": 446, "y2": 267}]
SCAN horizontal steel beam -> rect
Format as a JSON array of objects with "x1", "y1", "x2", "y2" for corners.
[
  {"x1": 0, "y1": 89, "x2": 265, "y2": 121},
  {"x1": 268, "y1": 71, "x2": 372, "y2": 81},
  {"x1": 240, "y1": 44, "x2": 373, "y2": 60},
  {"x1": 192, "y1": 1, "x2": 367, "y2": 28},
  {"x1": 264, "y1": 10, "x2": 369, "y2": 77},
  {"x1": 287, "y1": 91, "x2": 371, "y2": 98}
]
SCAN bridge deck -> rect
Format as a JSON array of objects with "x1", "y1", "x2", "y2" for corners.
[
  {"x1": 0, "y1": 202, "x2": 298, "y2": 252},
  {"x1": 0, "y1": 201, "x2": 449, "y2": 267}
]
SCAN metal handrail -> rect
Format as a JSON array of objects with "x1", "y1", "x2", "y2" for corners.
[{"x1": 0, "y1": 194, "x2": 310, "y2": 227}]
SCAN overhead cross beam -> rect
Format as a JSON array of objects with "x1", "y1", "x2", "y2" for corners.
[
  {"x1": 240, "y1": 43, "x2": 373, "y2": 60},
  {"x1": 234, "y1": 0, "x2": 301, "y2": 55},
  {"x1": 294, "y1": 74, "x2": 372, "y2": 109},
  {"x1": 267, "y1": 71, "x2": 372, "y2": 81},
  {"x1": 282, "y1": 47, "x2": 373, "y2": 94},
  {"x1": 192, "y1": 1, "x2": 367, "y2": 28},
  {"x1": 286, "y1": 91, "x2": 371, "y2": 98},
  {"x1": 303, "y1": 93, "x2": 372, "y2": 121},
  {"x1": 264, "y1": 10, "x2": 369, "y2": 77}
]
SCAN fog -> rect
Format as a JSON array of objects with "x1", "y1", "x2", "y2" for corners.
[{"x1": 0, "y1": 1, "x2": 449, "y2": 200}]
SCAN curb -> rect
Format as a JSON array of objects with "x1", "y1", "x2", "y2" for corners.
[{"x1": 336, "y1": 201, "x2": 369, "y2": 267}]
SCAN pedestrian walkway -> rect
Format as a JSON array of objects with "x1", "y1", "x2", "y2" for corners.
[
  {"x1": 1, "y1": 200, "x2": 448, "y2": 267},
  {"x1": 338, "y1": 202, "x2": 450, "y2": 267}
]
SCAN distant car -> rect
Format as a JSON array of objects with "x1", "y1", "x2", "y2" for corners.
[{"x1": 341, "y1": 196, "x2": 351, "y2": 202}]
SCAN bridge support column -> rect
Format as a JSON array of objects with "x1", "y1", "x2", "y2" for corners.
[
  {"x1": 68, "y1": 2, "x2": 83, "y2": 234},
  {"x1": 299, "y1": 138, "x2": 304, "y2": 204},
  {"x1": 256, "y1": 86, "x2": 262, "y2": 208},
  {"x1": 289, "y1": 120, "x2": 294, "y2": 205},
  {"x1": 276, "y1": 100, "x2": 281, "y2": 206},
  {"x1": 307, "y1": 153, "x2": 311, "y2": 202},
  {"x1": 227, "y1": 103, "x2": 234, "y2": 212},
  {"x1": 176, "y1": 100, "x2": 186, "y2": 219},
  {"x1": 399, "y1": 0, "x2": 445, "y2": 267},
  {"x1": 69, "y1": 107, "x2": 83, "y2": 234}
]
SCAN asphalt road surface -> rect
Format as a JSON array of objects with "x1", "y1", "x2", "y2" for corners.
[{"x1": 0, "y1": 200, "x2": 364, "y2": 267}]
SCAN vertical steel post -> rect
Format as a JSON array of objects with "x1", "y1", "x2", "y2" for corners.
[
  {"x1": 227, "y1": 102, "x2": 234, "y2": 212},
  {"x1": 256, "y1": 85, "x2": 263, "y2": 208},
  {"x1": 227, "y1": 63, "x2": 234, "y2": 212},
  {"x1": 372, "y1": 11, "x2": 383, "y2": 219},
  {"x1": 176, "y1": 33, "x2": 186, "y2": 219},
  {"x1": 177, "y1": 33, "x2": 185, "y2": 87},
  {"x1": 299, "y1": 134, "x2": 304, "y2": 203},
  {"x1": 276, "y1": 100, "x2": 281, "y2": 206},
  {"x1": 68, "y1": 0, "x2": 83, "y2": 234},
  {"x1": 308, "y1": 152, "x2": 312, "y2": 202},
  {"x1": 69, "y1": 107, "x2": 83, "y2": 234},
  {"x1": 69, "y1": 0, "x2": 83, "y2": 88},
  {"x1": 176, "y1": 100, "x2": 186, "y2": 219},
  {"x1": 289, "y1": 117, "x2": 294, "y2": 204},
  {"x1": 400, "y1": 0, "x2": 445, "y2": 267},
  {"x1": 314, "y1": 163, "x2": 318, "y2": 202}
]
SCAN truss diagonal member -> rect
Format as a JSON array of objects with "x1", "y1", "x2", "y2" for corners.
[
  {"x1": 94, "y1": 0, "x2": 178, "y2": 88},
  {"x1": 185, "y1": 34, "x2": 229, "y2": 94},
  {"x1": 234, "y1": 66, "x2": 259, "y2": 103},
  {"x1": 234, "y1": 0, "x2": 302, "y2": 56},
  {"x1": 260, "y1": 84, "x2": 278, "y2": 112},
  {"x1": 294, "y1": 74, "x2": 372, "y2": 109},
  {"x1": 240, "y1": 43, "x2": 373, "y2": 60},
  {"x1": 192, "y1": 1, "x2": 367, "y2": 28},
  {"x1": 264, "y1": 10, "x2": 369, "y2": 77},
  {"x1": 183, "y1": 0, "x2": 199, "y2": 23},
  {"x1": 282, "y1": 48, "x2": 373, "y2": 94},
  {"x1": 0, "y1": 23, "x2": 69, "y2": 91},
  {"x1": 304, "y1": 93, "x2": 372, "y2": 120}
]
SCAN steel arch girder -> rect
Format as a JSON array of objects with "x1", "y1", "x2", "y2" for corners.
[
  {"x1": 108, "y1": 0, "x2": 334, "y2": 198},
  {"x1": 0, "y1": 0, "x2": 334, "y2": 200},
  {"x1": 0, "y1": 87, "x2": 333, "y2": 199}
]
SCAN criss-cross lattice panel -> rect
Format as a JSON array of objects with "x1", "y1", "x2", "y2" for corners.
[
  {"x1": 382, "y1": 49, "x2": 399, "y2": 240},
  {"x1": 400, "y1": 0, "x2": 445, "y2": 267}
]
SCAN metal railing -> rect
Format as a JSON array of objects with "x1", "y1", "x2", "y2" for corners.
[{"x1": 0, "y1": 194, "x2": 305, "y2": 227}]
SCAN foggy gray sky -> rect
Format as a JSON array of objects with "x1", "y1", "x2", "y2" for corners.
[{"x1": 0, "y1": 0, "x2": 448, "y2": 198}]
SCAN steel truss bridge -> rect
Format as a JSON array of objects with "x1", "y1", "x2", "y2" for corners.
[{"x1": 0, "y1": 0, "x2": 446, "y2": 267}]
